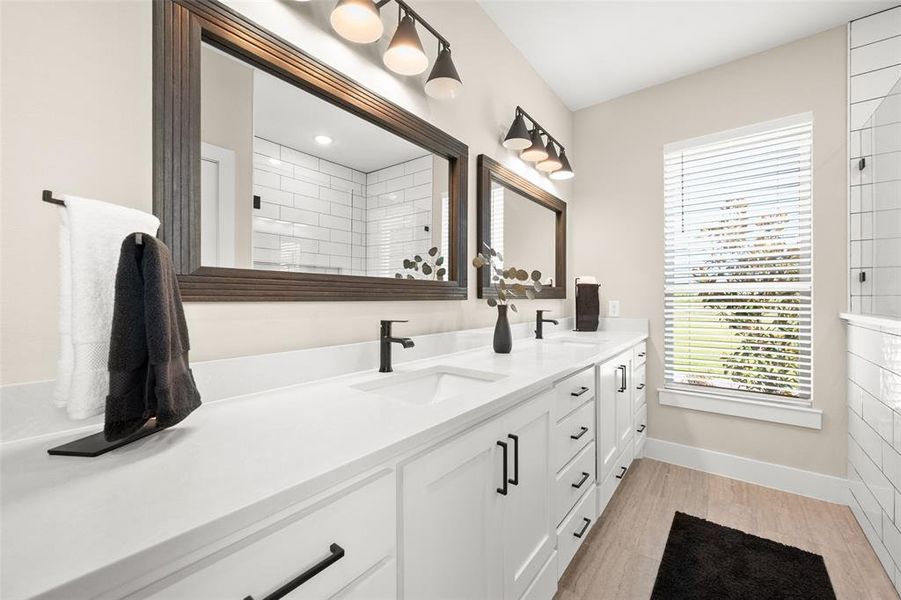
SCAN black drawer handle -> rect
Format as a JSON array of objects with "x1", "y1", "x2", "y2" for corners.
[
  {"x1": 571, "y1": 386, "x2": 590, "y2": 397},
  {"x1": 570, "y1": 426, "x2": 589, "y2": 440},
  {"x1": 508, "y1": 434, "x2": 519, "y2": 486},
  {"x1": 638, "y1": 352, "x2": 645, "y2": 357},
  {"x1": 636, "y1": 383, "x2": 645, "y2": 390},
  {"x1": 615, "y1": 466, "x2": 627, "y2": 480},
  {"x1": 572, "y1": 471, "x2": 590, "y2": 489},
  {"x1": 573, "y1": 517, "x2": 591, "y2": 539},
  {"x1": 497, "y1": 440, "x2": 509, "y2": 495},
  {"x1": 244, "y1": 543, "x2": 345, "y2": 600},
  {"x1": 637, "y1": 424, "x2": 646, "y2": 433}
]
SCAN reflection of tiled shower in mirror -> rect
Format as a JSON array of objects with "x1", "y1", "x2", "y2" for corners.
[{"x1": 852, "y1": 75, "x2": 901, "y2": 316}]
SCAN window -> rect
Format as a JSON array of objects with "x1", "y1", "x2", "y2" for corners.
[{"x1": 663, "y1": 114, "x2": 813, "y2": 407}]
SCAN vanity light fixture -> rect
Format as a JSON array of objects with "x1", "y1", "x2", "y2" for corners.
[
  {"x1": 330, "y1": 0, "x2": 462, "y2": 99},
  {"x1": 550, "y1": 150, "x2": 574, "y2": 180},
  {"x1": 384, "y1": 12, "x2": 428, "y2": 75},
  {"x1": 314, "y1": 134, "x2": 333, "y2": 145},
  {"x1": 502, "y1": 110, "x2": 531, "y2": 150},
  {"x1": 504, "y1": 106, "x2": 573, "y2": 179},
  {"x1": 536, "y1": 140, "x2": 562, "y2": 172},
  {"x1": 330, "y1": 0, "x2": 384, "y2": 44},
  {"x1": 520, "y1": 129, "x2": 549, "y2": 162},
  {"x1": 425, "y1": 44, "x2": 462, "y2": 100}
]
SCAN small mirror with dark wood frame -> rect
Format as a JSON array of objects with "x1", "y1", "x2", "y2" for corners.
[
  {"x1": 476, "y1": 155, "x2": 567, "y2": 299},
  {"x1": 153, "y1": 0, "x2": 468, "y2": 301}
]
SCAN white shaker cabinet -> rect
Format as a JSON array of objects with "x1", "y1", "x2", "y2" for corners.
[
  {"x1": 613, "y1": 352, "x2": 634, "y2": 459},
  {"x1": 142, "y1": 472, "x2": 397, "y2": 600},
  {"x1": 502, "y1": 391, "x2": 555, "y2": 600},
  {"x1": 403, "y1": 390, "x2": 554, "y2": 600},
  {"x1": 596, "y1": 349, "x2": 639, "y2": 520},
  {"x1": 597, "y1": 360, "x2": 620, "y2": 482}
]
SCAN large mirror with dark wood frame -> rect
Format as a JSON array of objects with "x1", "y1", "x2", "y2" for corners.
[
  {"x1": 476, "y1": 155, "x2": 567, "y2": 299},
  {"x1": 153, "y1": 0, "x2": 468, "y2": 301}
]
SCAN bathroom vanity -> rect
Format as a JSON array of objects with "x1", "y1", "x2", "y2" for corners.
[{"x1": 1, "y1": 326, "x2": 647, "y2": 599}]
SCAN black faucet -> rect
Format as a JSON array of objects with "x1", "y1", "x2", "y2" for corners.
[
  {"x1": 535, "y1": 310, "x2": 559, "y2": 339},
  {"x1": 380, "y1": 320, "x2": 415, "y2": 373}
]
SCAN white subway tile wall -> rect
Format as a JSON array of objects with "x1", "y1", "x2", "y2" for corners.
[
  {"x1": 365, "y1": 155, "x2": 439, "y2": 278},
  {"x1": 251, "y1": 136, "x2": 435, "y2": 277},
  {"x1": 850, "y1": 7, "x2": 901, "y2": 316},
  {"x1": 847, "y1": 320, "x2": 901, "y2": 596}
]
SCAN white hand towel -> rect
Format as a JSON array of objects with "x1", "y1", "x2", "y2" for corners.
[{"x1": 54, "y1": 196, "x2": 160, "y2": 419}]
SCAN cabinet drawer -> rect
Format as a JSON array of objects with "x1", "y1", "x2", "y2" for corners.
[
  {"x1": 554, "y1": 442, "x2": 596, "y2": 526},
  {"x1": 554, "y1": 366, "x2": 595, "y2": 421},
  {"x1": 633, "y1": 342, "x2": 647, "y2": 367},
  {"x1": 554, "y1": 399, "x2": 595, "y2": 472},
  {"x1": 634, "y1": 403, "x2": 647, "y2": 438},
  {"x1": 634, "y1": 404, "x2": 647, "y2": 458},
  {"x1": 521, "y1": 551, "x2": 557, "y2": 600},
  {"x1": 557, "y1": 485, "x2": 597, "y2": 580},
  {"x1": 635, "y1": 429, "x2": 647, "y2": 459},
  {"x1": 632, "y1": 364, "x2": 646, "y2": 413},
  {"x1": 148, "y1": 473, "x2": 396, "y2": 600}
]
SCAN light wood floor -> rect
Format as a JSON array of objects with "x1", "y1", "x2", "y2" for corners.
[{"x1": 556, "y1": 458, "x2": 898, "y2": 600}]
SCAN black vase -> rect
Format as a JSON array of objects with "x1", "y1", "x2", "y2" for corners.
[{"x1": 493, "y1": 305, "x2": 513, "y2": 354}]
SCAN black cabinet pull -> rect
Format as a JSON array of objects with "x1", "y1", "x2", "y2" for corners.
[
  {"x1": 615, "y1": 466, "x2": 627, "y2": 480},
  {"x1": 243, "y1": 543, "x2": 345, "y2": 600},
  {"x1": 638, "y1": 352, "x2": 645, "y2": 357},
  {"x1": 497, "y1": 441, "x2": 509, "y2": 495},
  {"x1": 573, "y1": 517, "x2": 591, "y2": 539},
  {"x1": 619, "y1": 365, "x2": 627, "y2": 392},
  {"x1": 572, "y1": 471, "x2": 590, "y2": 489},
  {"x1": 636, "y1": 383, "x2": 645, "y2": 390},
  {"x1": 637, "y1": 424, "x2": 646, "y2": 433},
  {"x1": 571, "y1": 386, "x2": 589, "y2": 397},
  {"x1": 570, "y1": 426, "x2": 589, "y2": 440},
  {"x1": 508, "y1": 434, "x2": 519, "y2": 486}
]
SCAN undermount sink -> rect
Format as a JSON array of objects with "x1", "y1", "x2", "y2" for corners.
[{"x1": 352, "y1": 366, "x2": 506, "y2": 406}]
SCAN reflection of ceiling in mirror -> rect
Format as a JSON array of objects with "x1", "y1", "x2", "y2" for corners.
[
  {"x1": 200, "y1": 43, "x2": 429, "y2": 173},
  {"x1": 252, "y1": 67, "x2": 428, "y2": 173}
]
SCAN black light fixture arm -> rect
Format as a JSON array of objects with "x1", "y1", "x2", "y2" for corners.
[
  {"x1": 516, "y1": 105, "x2": 565, "y2": 153},
  {"x1": 375, "y1": 0, "x2": 450, "y2": 49}
]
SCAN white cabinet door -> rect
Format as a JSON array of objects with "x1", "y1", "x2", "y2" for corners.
[
  {"x1": 501, "y1": 391, "x2": 554, "y2": 600},
  {"x1": 403, "y1": 417, "x2": 505, "y2": 600},
  {"x1": 597, "y1": 359, "x2": 619, "y2": 482},
  {"x1": 614, "y1": 352, "x2": 634, "y2": 457}
]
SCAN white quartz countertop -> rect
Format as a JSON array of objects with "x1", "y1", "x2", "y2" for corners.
[{"x1": 1, "y1": 329, "x2": 645, "y2": 599}]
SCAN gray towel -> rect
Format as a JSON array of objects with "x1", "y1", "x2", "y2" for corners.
[{"x1": 104, "y1": 234, "x2": 201, "y2": 441}]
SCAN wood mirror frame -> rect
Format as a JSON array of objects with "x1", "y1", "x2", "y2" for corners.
[
  {"x1": 153, "y1": 0, "x2": 468, "y2": 301},
  {"x1": 476, "y1": 154, "x2": 567, "y2": 300}
]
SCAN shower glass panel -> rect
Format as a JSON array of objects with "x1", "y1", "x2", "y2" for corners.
[{"x1": 854, "y1": 75, "x2": 901, "y2": 317}]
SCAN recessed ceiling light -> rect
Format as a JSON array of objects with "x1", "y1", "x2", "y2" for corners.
[{"x1": 314, "y1": 135, "x2": 333, "y2": 145}]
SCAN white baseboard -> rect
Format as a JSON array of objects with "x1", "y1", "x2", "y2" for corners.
[{"x1": 643, "y1": 437, "x2": 849, "y2": 505}]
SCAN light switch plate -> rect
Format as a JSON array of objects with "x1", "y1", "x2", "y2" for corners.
[{"x1": 608, "y1": 300, "x2": 620, "y2": 317}]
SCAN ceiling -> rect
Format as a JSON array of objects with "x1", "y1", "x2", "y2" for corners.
[{"x1": 479, "y1": 1, "x2": 895, "y2": 111}]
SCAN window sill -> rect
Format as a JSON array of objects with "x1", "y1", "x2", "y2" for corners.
[{"x1": 657, "y1": 388, "x2": 823, "y2": 430}]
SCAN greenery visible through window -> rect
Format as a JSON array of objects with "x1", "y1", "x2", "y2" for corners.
[{"x1": 663, "y1": 116, "x2": 813, "y2": 404}]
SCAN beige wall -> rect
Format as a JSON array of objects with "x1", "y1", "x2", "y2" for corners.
[
  {"x1": 1, "y1": 0, "x2": 153, "y2": 384},
  {"x1": 200, "y1": 45, "x2": 253, "y2": 268},
  {"x1": 0, "y1": 0, "x2": 572, "y2": 385},
  {"x1": 572, "y1": 27, "x2": 848, "y2": 476}
]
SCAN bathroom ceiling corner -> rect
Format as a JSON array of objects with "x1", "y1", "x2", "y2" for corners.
[{"x1": 478, "y1": 0, "x2": 896, "y2": 111}]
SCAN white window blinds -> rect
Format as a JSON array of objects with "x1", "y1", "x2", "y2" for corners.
[{"x1": 663, "y1": 115, "x2": 813, "y2": 404}]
